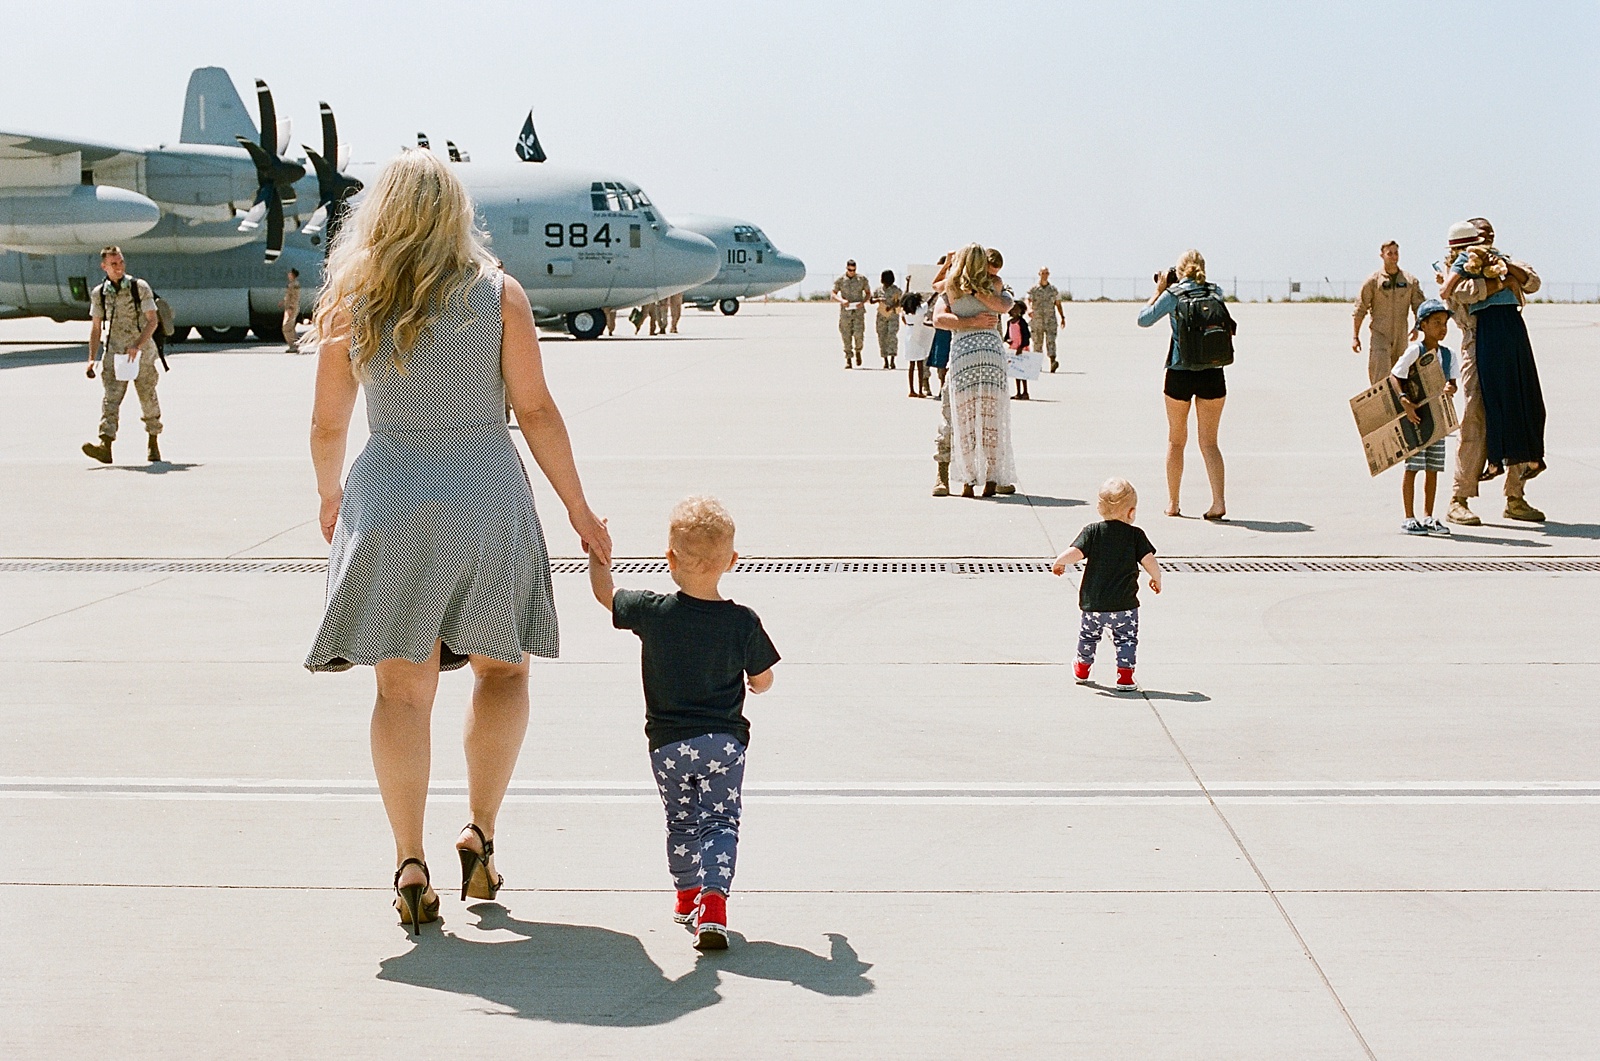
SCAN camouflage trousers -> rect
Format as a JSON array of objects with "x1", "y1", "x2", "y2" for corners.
[
  {"x1": 876, "y1": 314, "x2": 898, "y2": 365},
  {"x1": 98, "y1": 346, "x2": 162, "y2": 440},
  {"x1": 934, "y1": 385, "x2": 952, "y2": 464},
  {"x1": 1032, "y1": 317, "x2": 1058, "y2": 368},
  {"x1": 839, "y1": 309, "x2": 864, "y2": 362}
]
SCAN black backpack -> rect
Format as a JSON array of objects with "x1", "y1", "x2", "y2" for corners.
[
  {"x1": 98, "y1": 276, "x2": 171, "y2": 368},
  {"x1": 1171, "y1": 283, "x2": 1236, "y2": 368}
]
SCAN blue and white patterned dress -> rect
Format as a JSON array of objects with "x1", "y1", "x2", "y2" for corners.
[
  {"x1": 306, "y1": 269, "x2": 558, "y2": 673},
  {"x1": 945, "y1": 288, "x2": 1018, "y2": 488}
]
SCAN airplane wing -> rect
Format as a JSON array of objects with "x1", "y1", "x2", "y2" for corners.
[{"x1": 0, "y1": 130, "x2": 142, "y2": 172}]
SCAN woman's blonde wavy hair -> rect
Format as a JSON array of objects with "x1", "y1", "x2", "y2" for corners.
[
  {"x1": 945, "y1": 243, "x2": 995, "y2": 302},
  {"x1": 1176, "y1": 249, "x2": 1206, "y2": 283},
  {"x1": 314, "y1": 149, "x2": 497, "y2": 376}
]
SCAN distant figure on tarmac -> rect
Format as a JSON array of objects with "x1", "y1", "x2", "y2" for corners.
[
  {"x1": 304, "y1": 149, "x2": 611, "y2": 934},
  {"x1": 1027, "y1": 268, "x2": 1067, "y2": 372},
  {"x1": 604, "y1": 307, "x2": 617, "y2": 336},
  {"x1": 1352, "y1": 241, "x2": 1424, "y2": 383},
  {"x1": 873, "y1": 270, "x2": 902, "y2": 369},
  {"x1": 81, "y1": 246, "x2": 164, "y2": 465},
  {"x1": 1138, "y1": 249, "x2": 1232, "y2": 521},
  {"x1": 282, "y1": 268, "x2": 303, "y2": 353},
  {"x1": 1438, "y1": 217, "x2": 1547, "y2": 525},
  {"x1": 832, "y1": 260, "x2": 870, "y2": 368},
  {"x1": 931, "y1": 244, "x2": 1017, "y2": 497},
  {"x1": 667, "y1": 292, "x2": 684, "y2": 334}
]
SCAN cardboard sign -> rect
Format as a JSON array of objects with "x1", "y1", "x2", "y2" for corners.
[
  {"x1": 1350, "y1": 348, "x2": 1458, "y2": 476},
  {"x1": 1006, "y1": 350, "x2": 1043, "y2": 380},
  {"x1": 904, "y1": 263, "x2": 940, "y2": 295}
]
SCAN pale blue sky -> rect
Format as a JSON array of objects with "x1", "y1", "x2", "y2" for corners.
[{"x1": 6, "y1": 1, "x2": 1596, "y2": 291}]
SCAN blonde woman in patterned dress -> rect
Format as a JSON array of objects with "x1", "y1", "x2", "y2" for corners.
[
  {"x1": 306, "y1": 149, "x2": 611, "y2": 932},
  {"x1": 932, "y1": 244, "x2": 1017, "y2": 496}
]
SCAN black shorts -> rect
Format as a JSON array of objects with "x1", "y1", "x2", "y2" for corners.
[{"x1": 1163, "y1": 367, "x2": 1227, "y2": 402}]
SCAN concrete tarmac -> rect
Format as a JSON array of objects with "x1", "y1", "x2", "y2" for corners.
[{"x1": 1, "y1": 303, "x2": 1597, "y2": 1058}]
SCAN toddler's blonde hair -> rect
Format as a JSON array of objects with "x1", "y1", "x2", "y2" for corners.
[
  {"x1": 1097, "y1": 477, "x2": 1138, "y2": 519},
  {"x1": 669, "y1": 495, "x2": 736, "y2": 567}
]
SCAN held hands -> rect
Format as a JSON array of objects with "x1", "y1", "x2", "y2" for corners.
[
  {"x1": 319, "y1": 492, "x2": 342, "y2": 544},
  {"x1": 571, "y1": 507, "x2": 612, "y2": 565}
]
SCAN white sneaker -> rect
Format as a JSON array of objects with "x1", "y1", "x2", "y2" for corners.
[
  {"x1": 1423, "y1": 516, "x2": 1451, "y2": 536},
  {"x1": 1402, "y1": 518, "x2": 1428, "y2": 535}
]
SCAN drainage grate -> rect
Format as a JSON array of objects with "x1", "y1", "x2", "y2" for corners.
[{"x1": 2, "y1": 557, "x2": 1598, "y2": 575}]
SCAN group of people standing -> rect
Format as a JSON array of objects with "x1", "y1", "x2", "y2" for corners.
[
  {"x1": 606, "y1": 293, "x2": 685, "y2": 337},
  {"x1": 1352, "y1": 222, "x2": 1548, "y2": 527}
]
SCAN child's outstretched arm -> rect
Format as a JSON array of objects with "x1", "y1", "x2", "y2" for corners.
[
  {"x1": 1140, "y1": 553, "x2": 1163, "y2": 594},
  {"x1": 748, "y1": 668, "x2": 775, "y2": 694},
  {"x1": 587, "y1": 545, "x2": 615, "y2": 608},
  {"x1": 1051, "y1": 546, "x2": 1085, "y2": 576}
]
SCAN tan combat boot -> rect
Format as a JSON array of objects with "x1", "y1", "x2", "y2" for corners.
[
  {"x1": 932, "y1": 462, "x2": 950, "y2": 497},
  {"x1": 1504, "y1": 497, "x2": 1545, "y2": 522},
  {"x1": 82, "y1": 436, "x2": 112, "y2": 464},
  {"x1": 1446, "y1": 497, "x2": 1480, "y2": 526}
]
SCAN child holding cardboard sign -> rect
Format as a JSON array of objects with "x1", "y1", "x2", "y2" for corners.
[{"x1": 1393, "y1": 299, "x2": 1459, "y2": 535}]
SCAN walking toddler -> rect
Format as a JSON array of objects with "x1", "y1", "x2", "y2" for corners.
[
  {"x1": 1052, "y1": 478, "x2": 1162, "y2": 691},
  {"x1": 1394, "y1": 298, "x2": 1458, "y2": 535},
  {"x1": 588, "y1": 496, "x2": 780, "y2": 950},
  {"x1": 1005, "y1": 301, "x2": 1032, "y2": 400}
]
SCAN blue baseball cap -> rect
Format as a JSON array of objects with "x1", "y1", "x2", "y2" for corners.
[{"x1": 1416, "y1": 298, "x2": 1449, "y2": 324}]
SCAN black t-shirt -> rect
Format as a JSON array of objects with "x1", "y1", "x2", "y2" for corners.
[
  {"x1": 1071, "y1": 520, "x2": 1156, "y2": 612},
  {"x1": 613, "y1": 589, "x2": 781, "y2": 750}
]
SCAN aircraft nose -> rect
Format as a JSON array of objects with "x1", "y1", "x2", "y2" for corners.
[
  {"x1": 658, "y1": 227, "x2": 720, "y2": 289},
  {"x1": 770, "y1": 251, "x2": 807, "y2": 288}
]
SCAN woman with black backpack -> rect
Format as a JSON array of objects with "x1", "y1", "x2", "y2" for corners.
[{"x1": 1137, "y1": 249, "x2": 1234, "y2": 521}]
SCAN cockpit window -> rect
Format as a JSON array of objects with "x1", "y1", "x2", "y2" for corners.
[
  {"x1": 591, "y1": 181, "x2": 653, "y2": 213},
  {"x1": 733, "y1": 225, "x2": 762, "y2": 244}
]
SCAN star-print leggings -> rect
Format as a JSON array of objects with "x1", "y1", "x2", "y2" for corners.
[
  {"x1": 650, "y1": 732, "x2": 747, "y2": 894},
  {"x1": 1077, "y1": 608, "x2": 1139, "y2": 669}
]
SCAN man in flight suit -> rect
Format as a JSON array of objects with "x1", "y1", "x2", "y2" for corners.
[
  {"x1": 1027, "y1": 267, "x2": 1067, "y2": 372},
  {"x1": 282, "y1": 268, "x2": 302, "y2": 353},
  {"x1": 873, "y1": 269, "x2": 902, "y2": 369},
  {"x1": 1352, "y1": 241, "x2": 1425, "y2": 383},
  {"x1": 832, "y1": 260, "x2": 870, "y2": 368},
  {"x1": 81, "y1": 246, "x2": 163, "y2": 464}
]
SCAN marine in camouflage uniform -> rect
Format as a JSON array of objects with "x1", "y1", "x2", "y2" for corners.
[
  {"x1": 873, "y1": 274, "x2": 902, "y2": 369},
  {"x1": 832, "y1": 263, "x2": 870, "y2": 367},
  {"x1": 81, "y1": 249, "x2": 163, "y2": 464},
  {"x1": 1027, "y1": 268, "x2": 1067, "y2": 372}
]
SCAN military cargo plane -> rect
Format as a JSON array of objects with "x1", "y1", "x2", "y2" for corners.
[
  {"x1": 0, "y1": 67, "x2": 718, "y2": 341},
  {"x1": 672, "y1": 214, "x2": 806, "y2": 315}
]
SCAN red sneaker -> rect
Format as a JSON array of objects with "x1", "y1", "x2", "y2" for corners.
[
  {"x1": 1115, "y1": 668, "x2": 1139, "y2": 692},
  {"x1": 673, "y1": 886, "x2": 701, "y2": 925},
  {"x1": 1073, "y1": 660, "x2": 1091, "y2": 683},
  {"x1": 694, "y1": 890, "x2": 729, "y2": 950}
]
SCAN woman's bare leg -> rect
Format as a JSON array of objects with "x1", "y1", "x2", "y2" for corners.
[
  {"x1": 458, "y1": 654, "x2": 531, "y2": 874},
  {"x1": 373, "y1": 643, "x2": 443, "y2": 892},
  {"x1": 1163, "y1": 396, "x2": 1191, "y2": 516},
  {"x1": 1196, "y1": 396, "x2": 1227, "y2": 517}
]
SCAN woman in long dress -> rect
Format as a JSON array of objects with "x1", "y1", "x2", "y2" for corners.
[
  {"x1": 932, "y1": 243, "x2": 1017, "y2": 496},
  {"x1": 306, "y1": 150, "x2": 611, "y2": 932}
]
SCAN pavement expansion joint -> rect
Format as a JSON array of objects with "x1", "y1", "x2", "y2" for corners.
[{"x1": 3, "y1": 556, "x2": 1599, "y2": 575}]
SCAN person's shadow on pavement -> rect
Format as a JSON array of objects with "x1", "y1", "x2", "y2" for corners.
[{"x1": 376, "y1": 903, "x2": 873, "y2": 1026}]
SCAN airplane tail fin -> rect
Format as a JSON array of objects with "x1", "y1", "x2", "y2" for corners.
[{"x1": 180, "y1": 67, "x2": 259, "y2": 146}]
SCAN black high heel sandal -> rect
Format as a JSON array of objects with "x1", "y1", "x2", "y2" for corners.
[
  {"x1": 393, "y1": 858, "x2": 439, "y2": 936},
  {"x1": 457, "y1": 823, "x2": 505, "y2": 901}
]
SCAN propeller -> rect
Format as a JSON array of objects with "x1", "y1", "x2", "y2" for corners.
[
  {"x1": 514, "y1": 111, "x2": 546, "y2": 162},
  {"x1": 235, "y1": 79, "x2": 305, "y2": 263},
  {"x1": 446, "y1": 140, "x2": 470, "y2": 163},
  {"x1": 301, "y1": 102, "x2": 364, "y2": 244},
  {"x1": 416, "y1": 132, "x2": 430, "y2": 149}
]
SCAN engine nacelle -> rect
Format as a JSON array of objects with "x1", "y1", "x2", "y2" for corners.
[{"x1": 0, "y1": 184, "x2": 161, "y2": 254}]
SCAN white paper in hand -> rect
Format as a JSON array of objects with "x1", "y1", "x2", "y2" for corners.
[{"x1": 113, "y1": 351, "x2": 142, "y2": 381}]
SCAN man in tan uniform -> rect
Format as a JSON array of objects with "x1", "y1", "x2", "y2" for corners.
[
  {"x1": 1352, "y1": 241, "x2": 1425, "y2": 383},
  {"x1": 81, "y1": 246, "x2": 163, "y2": 464},
  {"x1": 1027, "y1": 268, "x2": 1067, "y2": 372},
  {"x1": 281, "y1": 268, "x2": 302, "y2": 353},
  {"x1": 832, "y1": 260, "x2": 869, "y2": 367},
  {"x1": 1441, "y1": 218, "x2": 1541, "y2": 525},
  {"x1": 872, "y1": 269, "x2": 902, "y2": 369},
  {"x1": 667, "y1": 292, "x2": 684, "y2": 334}
]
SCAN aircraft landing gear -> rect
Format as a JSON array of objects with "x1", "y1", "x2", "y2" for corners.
[
  {"x1": 196, "y1": 326, "x2": 250, "y2": 344},
  {"x1": 718, "y1": 298, "x2": 740, "y2": 316},
  {"x1": 249, "y1": 313, "x2": 284, "y2": 343},
  {"x1": 565, "y1": 308, "x2": 606, "y2": 340}
]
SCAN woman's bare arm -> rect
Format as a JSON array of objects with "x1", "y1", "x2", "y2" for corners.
[
  {"x1": 501, "y1": 277, "x2": 613, "y2": 563},
  {"x1": 309, "y1": 305, "x2": 360, "y2": 543}
]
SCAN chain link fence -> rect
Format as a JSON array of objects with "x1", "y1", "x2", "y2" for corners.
[{"x1": 998, "y1": 276, "x2": 1600, "y2": 304}]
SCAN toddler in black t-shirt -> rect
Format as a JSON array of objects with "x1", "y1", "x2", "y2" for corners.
[
  {"x1": 1051, "y1": 478, "x2": 1162, "y2": 691},
  {"x1": 587, "y1": 496, "x2": 780, "y2": 951}
]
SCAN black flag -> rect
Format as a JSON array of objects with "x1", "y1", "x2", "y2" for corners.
[{"x1": 515, "y1": 111, "x2": 547, "y2": 163}]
